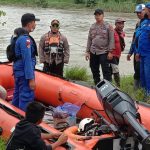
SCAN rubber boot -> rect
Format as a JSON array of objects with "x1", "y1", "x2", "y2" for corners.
[
  {"x1": 134, "y1": 79, "x2": 140, "y2": 90},
  {"x1": 114, "y1": 73, "x2": 120, "y2": 87}
]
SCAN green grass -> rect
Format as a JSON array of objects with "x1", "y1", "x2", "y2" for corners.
[
  {"x1": 0, "y1": 138, "x2": 6, "y2": 150},
  {"x1": 0, "y1": 0, "x2": 149, "y2": 12},
  {"x1": 64, "y1": 66, "x2": 146, "y2": 102},
  {"x1": 64, "y1": 66, "x2": 90, "y2": 81},
  {"x1": 97, "y1": 1, "x2": 135, "y2": 13},
  {"x1": 0, "y1": 0, "x2": 84, "y2": 9},
  {"x1": 120, "y1": 76, "x2": 145, "y2": 101}
]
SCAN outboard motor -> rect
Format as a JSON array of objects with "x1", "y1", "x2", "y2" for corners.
[{"x1": 96, "y1": 80, "x2": 150, "y2": 149}]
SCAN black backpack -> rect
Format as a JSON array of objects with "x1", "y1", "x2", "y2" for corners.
[{"x1": 6, "y1": 28, "x2": 28, "y2": 62}]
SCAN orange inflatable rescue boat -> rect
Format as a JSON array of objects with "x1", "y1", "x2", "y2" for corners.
[{"x1": 0, "y1": 63, "x2": 150, "y2": 150}]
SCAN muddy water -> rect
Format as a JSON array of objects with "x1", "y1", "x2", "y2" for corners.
[{"x1": 0, "y1": 5, "x2": 137, "y2": 76}]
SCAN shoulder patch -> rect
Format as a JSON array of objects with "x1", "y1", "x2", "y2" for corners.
[{"x1": 26, "y1": 38, "x2": 31, "y2": 48}]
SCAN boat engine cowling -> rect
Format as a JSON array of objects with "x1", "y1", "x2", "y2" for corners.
[{"x1": 95, "y1": 80, "x2": 150, "y2": 148}]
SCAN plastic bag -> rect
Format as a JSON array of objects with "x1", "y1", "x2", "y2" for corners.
[
  {"x1": 60, "y1": 102, "x2": 80, "y2": 116},
  {"x1": 53, "y1": 103, "x2": 80, "y2": 128}
]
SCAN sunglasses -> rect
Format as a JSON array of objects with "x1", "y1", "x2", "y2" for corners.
[{"x1": 52, "y1": 24, "x2": 59, "y2": 28}]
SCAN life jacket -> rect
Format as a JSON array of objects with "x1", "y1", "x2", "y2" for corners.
[
  {"x1": 6, "y1": 28, "x2": 38, "y2": 62},
  {"x1": 44, "y1": 32, "x2": 64, "y2": 54}
]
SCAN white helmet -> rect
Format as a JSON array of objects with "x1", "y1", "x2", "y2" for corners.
[
  {"x1": 78, "y1": 118, "x2": 94, "y2": 132},
  {"x1": 135, "y1": 4, "x2": 145, "y2": 13}
]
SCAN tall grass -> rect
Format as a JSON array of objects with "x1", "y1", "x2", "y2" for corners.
[
  {"x1": 97, "y1": 1, "x2": 135, "y2": 13},
  {"x1": 0, "y1": 138, "x2": 6, "y2": 150},
  {"x1": 64, "y1": 66, "x2": 90, "y2": 81},
  {"x1": 64, "y1": 66, "x2": 146, "y2": 102},
  {"x1": 0, "y1": 0, "x2": 149, "y2": 12},
  {"x1": 120, "y1": 76, "x2": 145, "y2": 101}
]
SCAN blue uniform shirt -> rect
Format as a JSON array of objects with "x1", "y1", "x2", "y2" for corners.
[
  {"x1": 13, "y1": 35, "x2": 36, "y2": 80},
  {"x1": 138, "y1": 19, "x2": 150, "y2": 56},
  {"x1": 128, "y1": 19, "x2": 145, "y2": 55}
]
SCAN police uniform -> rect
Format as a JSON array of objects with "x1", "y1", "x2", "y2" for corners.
[
  {"x1": 128, "y1": 4, "x2": 146, "y2": 89},
  {"x1": 39, "y1": 31, "x2": 70, "y2": 77},
  {"x1": 12, "y1": 33, "x2": 37, "y2": 111},
  {"x1": 137, "y1": 12, "x2": 150, "y2": 96},
  {"x1": 86, "y1": 19, "x2": 115, "y2": 84}
]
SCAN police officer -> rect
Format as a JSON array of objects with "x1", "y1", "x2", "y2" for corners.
[
  {"x1": 127, "y1": 4, "x2": 145, "y2": 90},
  {"x1": 85, "y1": 9, "x2": 115, "y2": 85},
  {"x1": 39, "y1": 19, "x2": 70, "y2": 77},
  {"x1": 136, "y1": 3, "x2": 150, "y2": 99},
  {"x1": 12, "y1": 13, "x2": 40, "y2": 111}
]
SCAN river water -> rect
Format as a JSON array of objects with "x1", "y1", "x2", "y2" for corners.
[{"x1": 0, "y1": 5, "x2": 137, "y2": 76}]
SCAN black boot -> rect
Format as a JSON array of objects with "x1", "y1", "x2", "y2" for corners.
[{"x1": 114, "y1": 73, "x2": 120, "y2": 87}]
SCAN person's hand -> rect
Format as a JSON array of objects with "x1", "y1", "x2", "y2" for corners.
[
  {"x1": 127, "y1": 54, "x2": 132, "y2": 61},
  {"x1": 107, "y1": 52, "x2": 113, "y2": 60},
  {"x1": 57, "y1": 133, "x2": 68, "y2": 145},
  {"x1": 51, "y1": 133, "x2": 62, "y2": 139},
  {"x1": 29, "y1": 79, "x2": 36, "y2": 90},
  {"x1": 51, "y1": 133, "x2": 68, "y2": 149},
  {"x1": 135, "y1": 54, "x2": 140, "y2": 62},
  {"x1": 85, "y1": 52, "x2": 90, "y2": 61}
]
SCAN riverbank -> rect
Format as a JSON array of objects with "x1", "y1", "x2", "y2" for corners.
[
  {"x1": 64, "y1": 66, "x2": 146, "y2": 102},
  {"x1": 0, "y1": 0, "x2": 148, "y2": 13}
]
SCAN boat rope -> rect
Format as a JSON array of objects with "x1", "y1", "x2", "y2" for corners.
[{"x1": 0, "y1": 103, "x2": 24, "y2": 120}]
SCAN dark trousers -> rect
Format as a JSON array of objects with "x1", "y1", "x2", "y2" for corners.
[
  {"x1": 43, "y1": 61, "x2": 64, "y2": 77},
  {"x1": 90, "y1": 53, "x2": 112, "y2": 85},
  {"x1": 133, "y1": 54, "x2": 140, "y2": 80}
]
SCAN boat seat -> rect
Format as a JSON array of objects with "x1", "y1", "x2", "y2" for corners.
[{"x1": 6, "y1": 88, "x2": 14, "y2": 102}]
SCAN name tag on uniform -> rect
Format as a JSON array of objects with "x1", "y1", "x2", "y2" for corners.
[{"x1": 51, "y1": 47, "x2": 57, "y2": 53}]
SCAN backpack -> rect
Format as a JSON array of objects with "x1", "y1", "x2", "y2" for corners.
[
  {"x1": 6, "y1": 36, "x2": 19, "y2": 62},
  {"x1": 6, "y1": 28, "x2": 28, "y2": 62}
]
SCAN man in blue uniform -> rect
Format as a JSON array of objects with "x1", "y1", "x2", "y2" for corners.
[
  {"x1": 127, "y1": 4, "x2": 145, "y2": 90},
  {"x1": 136, "y1": 3, "x2": 150, "y2": 99},
  {"x1": 12, "y1": 13, "x2": 40, "y2": 111}
]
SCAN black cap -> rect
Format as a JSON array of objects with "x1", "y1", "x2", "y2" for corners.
[
  {"x1": 94, "y1": 9, "x2": 104, "y2": 15},
  {"x1": 21, "y1": 13, "x2": 40, "y2": 26}
]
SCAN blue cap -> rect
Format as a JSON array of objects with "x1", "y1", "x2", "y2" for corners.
[
  {"x1": 146, "y1": 2, "x2": 150, "y2": 9},
  {"x1": 135, "y1": 4, "x2": 145, "y2": 12}
]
